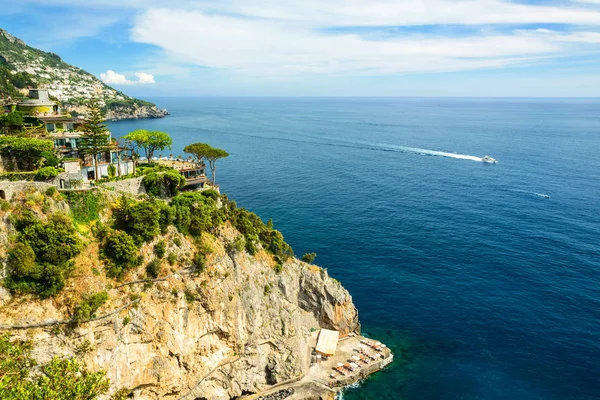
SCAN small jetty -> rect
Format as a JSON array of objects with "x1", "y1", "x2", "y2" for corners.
[{"x1": 242, "y1": 330, "x2": 393, "y2": 400}]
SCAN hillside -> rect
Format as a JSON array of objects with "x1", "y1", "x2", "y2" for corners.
[
  {"x1": 0, "y1": 29, "x2": 168, "y2": 120},
  {"x1": 0, "y1": 182, "x2": 370, "y2": 399}
]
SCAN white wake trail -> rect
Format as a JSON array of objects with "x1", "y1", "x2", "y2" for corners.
[{"x1": 377, "y1": 143, "x2": 485, "y2": 162}]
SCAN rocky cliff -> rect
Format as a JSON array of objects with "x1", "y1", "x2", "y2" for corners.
[
  {"x1": 0, "y1": 29, "x2": 168, "y2": 120},
  {"x1": 0, "y1": 184, "x2": 359, "y2": 399}
]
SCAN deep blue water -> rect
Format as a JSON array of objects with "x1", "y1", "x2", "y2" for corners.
[{"x1": 108, "y1": 98, "x2": 600, "y2": 400}]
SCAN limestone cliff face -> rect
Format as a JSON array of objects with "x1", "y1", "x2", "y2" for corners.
[{"x1": 0, "y1": 209, "x2": 359, "y2": 399}]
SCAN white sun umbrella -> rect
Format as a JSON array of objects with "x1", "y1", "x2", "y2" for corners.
[
  {"x1": 337, "y1": 362, "x2": 344, "y2": 367},
  {"x1": 381, "y1": 344, "x2": 387, "y2": 348}
]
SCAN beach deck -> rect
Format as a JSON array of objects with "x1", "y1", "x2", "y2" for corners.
[{"x1": 242, "y1": 333, "x2": 393, "y2": 400}]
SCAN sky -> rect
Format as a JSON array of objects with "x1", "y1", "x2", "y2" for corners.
[{"x1": 2, "y1": 0, "x2": 600, "y2": 96}]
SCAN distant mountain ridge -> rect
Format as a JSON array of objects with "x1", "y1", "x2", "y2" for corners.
[{"x1": 0, "y1": 29, "x2": 168, "y2": 120}]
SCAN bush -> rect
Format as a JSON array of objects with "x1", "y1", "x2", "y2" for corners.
[
  {"x1": 154, "y1": 240, "x2": 166, "y2": 258},
  {"x1": 101, "y1": 230, "x2": 139, "y2": 278},
  {"x1": 73, "y1": 291, "x2": 108, "y2": 321},
  {"x1": 113, "y1": 196, "x2": 164, "y2": 245},
  {"x1": 0, "y1": 137, "x2": 54, "y2": 170},
  {"x1": 260, "y1": 229, "x2": 293, "y2": 262},
  {"x1": 45, "y1": 186, "x2": 57, "y2": 197},
  {"x1": 62, "y1": 190, "x2": 105, "y2": 224},
  {"x1": 301, "y1": 252, "x2": 317, "y2": 264},
  {"x1": 0, "y1": 334, "x2": 110, "y2": 400},
  {"x1": 34, "y1": 166, "x2": 59, "y2": 181},
  {"x1": 192, "y1": 251, "x2": 206, "y2": 273},
  {"x1": 146, "y1": 258, "x2": 162, "y2": 279},
  {"x1": 5, "y1": 213, "x2": 83, "y2": 298},
  {"x1": 226, "y1": 235, "x2": 246, "y2": 254},
  {"x1": 0, "y1": 199, "x2": 10, "y2": 211},
  {"x1": 142, "y1": 170, "x2": 186, "y2": 197},
  {"x1": 107, "y1": 164, "x2": 117, "y2": 178},
  {"x1": 171, "y1": 192, "x2": 223, "y2": 236},
  {"x1": 201, "y1": 189, "x2": 220, "y2": 200},
  {"x1": 167, "y1": 252, "x2": 177, "y2": 266}
]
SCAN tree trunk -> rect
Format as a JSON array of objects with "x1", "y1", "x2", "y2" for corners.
[
  {"x1": 117, "y1": 151, "x2": 121, "y2": 176},
  {"x1": 210, "y1": 160, "x2": 216, "y2": 186},
  {"x1": 93, "y1": 154, "x2": 99, "y2": 182}
]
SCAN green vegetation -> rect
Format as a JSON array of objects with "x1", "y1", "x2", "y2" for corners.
[
  {"x1": 0, "y1": 334, "x2": 110, "y2": 400},
  {"x1": 142, "y1": 170, "x2": 186, "y2": 197},
  {"x1": 73, "y1": 291, "x2": 108, "y2": 321},
  {"x1": 167, "y1": 252, "x2": 177, "y2": 266},
  {"x1": 78, "y1": 97, "x2": 110, "y2": 180},
  {"x1": 107, "y1": 164, "x2": 117, "y2": 178},
  {"x1": 183, "y1": 143, "x2": 229, "y2": 185},
  {"x1": 0, "y1": 137, "x2": 55, "y2": 171},
  {"x1": 122, "y1": 130, "x2": 172, "y2": 162},
  {"x1": 226, "y1": 235, "x2": 246, "y2": 254},
  {"x1": 0, "y1": 59, "x2": 35, "y2": 98},
  {"x1": 4, "y1": 213, "x2": 82, "y2": 298},
  {"x1": 154, "y1": 240, "x2": 166, "y2": 258},
  {"x1": 62, "y1": 191, "x2": 105, "y2": 224},
  {"x1": 0, "y1": 111, "x2": 24, "y2": 134},
  {"x1": 104, "y1": 97, "x2": 154, "y2": 113},
  {"x1": 192, "y1": 251, "x2": 206, "y2": 273},
  {"x1": 301, "y1": 252, "x2": 317, "y2": 264},
  {"x1": 146, "y1": 259, "x2": 162, "y2": 279},
  {"x1": 99, "y1": 229, "x2": 140, "y2": 278},
  {"x1": 112, "y1": 196, "x2": 169, "y2": 245},
  {"x1": 170, "y1": 192, "x2": 224, "y2": 237},
  {"x1": 34, "y1": 166, "x2": 59, "y2": 181}
]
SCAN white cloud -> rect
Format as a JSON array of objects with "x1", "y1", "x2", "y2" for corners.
[
  {"x1": 134, "y1": 72, "x2": 155, "y2": 84},
  {"x1": 20, "y1": 0, "x2": 600, "y2": 78},
  {"x1": 100, "y1": 70, "x2": 134, "y2": 85},
  {"x1": 100, "y1": 70, "x2": 156, "y2": 84},
  {"x1": 130, "y1": 8, "x2": 600, "y2": 77}
]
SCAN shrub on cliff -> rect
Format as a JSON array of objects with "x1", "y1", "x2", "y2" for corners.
[
  {"x1": 170, "y1": 192, "x2": 223, "y2": 236},
  {"x1": 146, "y1": 258, "x2": 162, "y2": 279},
  {"x1": 0, "y1": 334, "x2": 110, "y2": 400},
  {"x1": 101, "y1": 230, "x2": 139, "y2": 278},
  {"x1": 34, "y1": 166, "x2": 59, "y2": 181},
  {"x1": 142, "y1": 170, "x2": 186, "y2": 197},
  {"x1": 112, "y1": 195, "x2": 170, "y2": 245},
  {"x1": 5, "y1": 213, "x2": 82, "y2": 298},
  {"x1": 73, "y1": 291, "x2": 108, "y2": 321},
  {"x1": 301, "y1": 252, "x2": 317, "y2": 264},
  {"x1": 0, "y1": 136, "x2": 55, "y2": 170},
  {"x1": 62, "y1": 190, "x2": 105, "y2": 224}
]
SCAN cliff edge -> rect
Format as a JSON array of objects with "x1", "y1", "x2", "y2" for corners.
[{"x1": 0, "y1": 183, "x2": 359, "y2": 399}]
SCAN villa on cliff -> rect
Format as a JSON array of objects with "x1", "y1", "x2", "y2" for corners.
[{"x1": 1, "y1": 89, "x2": 209, "y2": 189}]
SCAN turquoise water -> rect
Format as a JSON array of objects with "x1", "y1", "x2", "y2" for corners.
[{"x1": 108, "y1": 98, "x2": 600, "y2": 400}]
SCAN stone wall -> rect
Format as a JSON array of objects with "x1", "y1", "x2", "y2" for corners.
[
  {"x1": 0, "y1": 181, "x2": 54, "y2": 202},
  {"x1": 100, "y1": 176, "x2": 146, "y2": 197}
]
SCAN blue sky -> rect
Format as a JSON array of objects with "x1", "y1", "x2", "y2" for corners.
[{"x1": 2, "y1": 0, "x2": 600, "y2": 96}]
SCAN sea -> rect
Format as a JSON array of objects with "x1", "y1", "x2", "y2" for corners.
[{"x1": 108, "y1": 97, "x2": 600, "y2": 400}]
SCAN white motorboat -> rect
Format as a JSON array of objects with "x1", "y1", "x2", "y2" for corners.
[{"x1": 481, "y1": 155, "x2": 498, "y2": 164}]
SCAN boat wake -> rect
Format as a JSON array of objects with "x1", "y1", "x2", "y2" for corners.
[
  {"x1": 534, "y1": 193, "x2": 550, "y2": 199},
  {"x1": 382, "y1": 144, "x2": 487, "y2": 162},
  {"x1": 206, "y1": 127, "x2": 493, "y2": 163}
]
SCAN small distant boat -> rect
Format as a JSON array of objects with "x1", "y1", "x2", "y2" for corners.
[
  {"x1": 535, "y1": 193, "x2": 550, "y2": 199},
  {"x1": 481, "y1": 155, "x2": 498, "y2": 164}
]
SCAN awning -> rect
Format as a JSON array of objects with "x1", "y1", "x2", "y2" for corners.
[{"x1": 315, "y1": 329, "x2": 339, "y2": 356}]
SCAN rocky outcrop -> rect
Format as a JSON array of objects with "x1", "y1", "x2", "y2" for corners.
[
  {"x1": 0, "y1": 216, "x2": 359, "y2": 399},
  {"x1": 104, "y1": 105, "x2": 169, "y2": 121}
]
